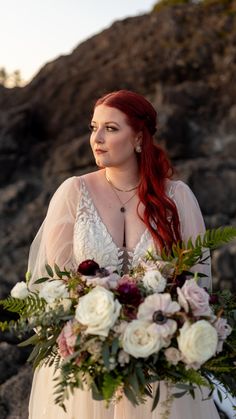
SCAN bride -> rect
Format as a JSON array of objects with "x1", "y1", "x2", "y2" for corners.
[{"x1": 28, "y1": 90, "x2": 220, "y2": 418}]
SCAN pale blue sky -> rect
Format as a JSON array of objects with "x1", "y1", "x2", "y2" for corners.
[{"x1": 1, "y1": 0, "x2": 156, "y2": 83}]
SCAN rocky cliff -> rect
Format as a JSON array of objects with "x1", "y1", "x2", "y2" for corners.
[{"x1": 0, "y1": 1, "x2": 235, "y2": 417}]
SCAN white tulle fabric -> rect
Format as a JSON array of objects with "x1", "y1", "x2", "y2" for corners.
[{"x1": 28, "y1": 176, "x2": 219, "y2": 419}]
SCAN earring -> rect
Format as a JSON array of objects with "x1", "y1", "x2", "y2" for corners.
[{"x1": 135, "y1": 145, "x2": 142, "y2": 153}]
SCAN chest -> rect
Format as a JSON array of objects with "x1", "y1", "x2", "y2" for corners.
[{"x1": 72, "y1": 180, "x2": 154, "y2": 272}]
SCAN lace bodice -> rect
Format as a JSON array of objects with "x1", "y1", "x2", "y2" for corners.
[
  {"x1": 27, "y1": 175, "x2": 211, "y2": 290},
  {"x1": 73, "y1": 179, "x2": 154, "y2": 272}
]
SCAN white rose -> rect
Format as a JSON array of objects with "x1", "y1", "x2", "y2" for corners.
[
  {"x1": 39, "y1": 280, "x2": 69, "y2": 303},
  {"x1": 122, "y1": 320, "x2": 162, "y2": 358},
  {"x1": 11, "y1": 282, "x2": 29, "y2": 299},
  {"x1": 75, "y1": 286, "x2": 121, "y2": 337},
  {"x1": 142, "y1": 270, "x2": 167, "y2": 293},
  {"x1": 177, "y1": 320, "x2": 218, "y2": 365}
]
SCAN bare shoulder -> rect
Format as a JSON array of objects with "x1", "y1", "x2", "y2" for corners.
[
  {"x1": 81, "y1": 169, "x2": 103, "y2": 182},
  {"x1": 76, "y1": 169, "x2": 106, "y2": 193}
]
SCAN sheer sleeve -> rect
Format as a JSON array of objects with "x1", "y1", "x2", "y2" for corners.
[
  {"x1": 27, "y1": 176, "x2": 81, "y2": 291},
  {"x1": 171, "y1": 180, "x2": 211, "y2": 289}
]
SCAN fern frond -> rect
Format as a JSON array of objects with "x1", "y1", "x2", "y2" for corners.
[
  {"x1": 0, "y1": 294, "x2": 46, "y2": 317},
  {"x1": 201, "y1": 226, "x2": 236, "y2": 249}
]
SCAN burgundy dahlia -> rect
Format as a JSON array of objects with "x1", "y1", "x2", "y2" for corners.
[
  {"x1": 175, "y1": 273, "x2": 187, "y2": 288},
  {"x1": 209, "y1": 294, "x2": 219, "y2": 305},
  {"x1": 77, "y1": 259, "x2": 100, "y2": 276},
  {"x1": 116, "y1": 277, "x2": 142, "y2": 307}
]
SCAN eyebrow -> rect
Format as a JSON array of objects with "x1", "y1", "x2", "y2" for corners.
[{"x1": 91, "y1": 120, "x2": 121, "y2": 127}]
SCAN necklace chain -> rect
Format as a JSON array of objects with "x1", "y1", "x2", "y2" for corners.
[
  {"x1": 105, "y1": 173, "x2": 139, "y2": 192},
  {"x1": 105, "y1": 173, "x2": 137, "y2": 213}
]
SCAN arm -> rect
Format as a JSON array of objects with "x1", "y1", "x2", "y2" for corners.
[
  {"x1": 171, "y1": 181, "x2": 211, "y2": 289},
  {"x1": 27, "y1": 177, "x2": 81, "y2": 290}
]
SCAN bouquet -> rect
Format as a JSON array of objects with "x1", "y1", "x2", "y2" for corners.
[{"x1": 1, "y1": 227, "x2": 236, "y2": 414}]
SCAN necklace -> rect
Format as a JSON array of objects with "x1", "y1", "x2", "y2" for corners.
[
  {"x1": 113, "y1": 189, "x2": 136, "y2": 213},
  {"x1": 106, "y1": 177, "x2": 137, "y2": 212},
  {"x1": 105, "y1": 172, "x2": 139, "y2": 192}
]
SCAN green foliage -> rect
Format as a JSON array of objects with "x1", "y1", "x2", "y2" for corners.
[
  {"x1": 53, "y1": 362, "x2": 84, "y2": 411},
  {"x1": 1, "y1": 227, "x2": 236, "y2": 412},
  {"x1": 0, "y1": 294, "x2": 46, "y2": 318},
  {"x1": 161, "y1": 226, "x2": 236, "y2": 275},
  {"x1": 102, "y1": 372, "x2": 122, "y2": 401}
]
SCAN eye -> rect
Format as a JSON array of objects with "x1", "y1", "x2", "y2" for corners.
[
  {"x1": 88, "y1": 124, "x2": 96, "y2": 132},
  {"x1": 106, "y1": 126, "x2": 118, "y2": 132}
]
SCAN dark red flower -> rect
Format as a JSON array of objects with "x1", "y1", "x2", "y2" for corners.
[
  {"x1": 77, "y1": 259, "x2": 100, "y2": 276},
  {"x1": 116, "y1": 278, "x2": 142, "y2": 307},
  {"x1": 209, "y1": 294, "x2": 219, "y2": 305},
  {"x1": 175, "y1": 273, "x2": 187, "y2": 288}
]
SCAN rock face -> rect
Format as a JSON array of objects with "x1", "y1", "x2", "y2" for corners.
[{"x1": 0, "y1": 1, "x2": 235, "y2": 417}]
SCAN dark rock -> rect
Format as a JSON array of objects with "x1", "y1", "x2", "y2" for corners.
[
  {"x1": 212, "y1": 242, "x2": 236, "y2": 292},
  {"x1": 0, "y1": 364, "x2": 32, "y2": 419},
  {"x1": 0, "y1": 342, "x2": 30, "y2": 384}
]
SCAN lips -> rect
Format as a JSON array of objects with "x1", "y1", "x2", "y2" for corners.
[{"x1": 95, "y1": 149, "x2": 107, "y2": 154}]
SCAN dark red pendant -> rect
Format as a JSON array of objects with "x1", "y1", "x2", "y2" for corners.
[{"x1": 120, "y1": 207, "x2": 125, "y2": 212}]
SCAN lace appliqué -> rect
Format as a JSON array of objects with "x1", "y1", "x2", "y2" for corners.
[{"x1": 73, "y1": 179, "x2": 154, "y2": 273}]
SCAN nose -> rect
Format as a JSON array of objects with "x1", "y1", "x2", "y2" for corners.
[{"x1": 93, "y1": 127, "x2": 105, "y2": 144}]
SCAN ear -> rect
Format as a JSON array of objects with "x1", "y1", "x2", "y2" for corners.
[{"x1": 135, "y1": 131, "x2": 143, "y2": 148}]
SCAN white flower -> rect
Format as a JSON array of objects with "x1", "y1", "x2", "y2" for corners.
[
  {"x1": 118, "y1": 349, "x2": 130, "y2": 366},
  {"x1": 122, "y1": 320, "x2": 162, "y2": 358},
  {"x1": 177, "y1": 320, "x2": 218, "y2": 365},
  {"x1": 11, "y1": 282, "x2": 29, "y2": 299},
  {"x1": 113, "y1": 320, "x2": 128, "y2": 336},
  {"x1": 142, "y1": 270, "x2": 167, "y2": 293},
  {"x1": 75, "y1": 286, "x2": 121, "y2": 337},
  {"x1": 39, "y1": 280, "x2": 69, "y2": 303},
  {"x1": 164, "y1": 347, "x2": 182, "y2": 365},
  {"x1": 85, "y1": 339, "x2": 103, "y2": 355},
  {"x1": 138, "y1": 293, "x2": 180, "y2": 346},
  {"x1": 46, "y1": 298, "x2": 72, "y2": 312},
  {"x1": 85, "y1": 272, "x2": 120, "y2": 290}
]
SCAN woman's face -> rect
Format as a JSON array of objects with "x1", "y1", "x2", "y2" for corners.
[{"x1": 90, "y1": 104, "x2": 141, "y2": 168}]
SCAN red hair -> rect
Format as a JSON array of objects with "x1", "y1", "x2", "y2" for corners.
[{"x1": 95, "y1": 90, "x2": 181, "y2": 252}]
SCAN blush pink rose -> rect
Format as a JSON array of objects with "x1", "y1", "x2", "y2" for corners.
[
  {"x1": 57, "y1": 320, "x2": 77, "y2": 358},
  {"x1": 177, "y1": 278, "x2": 211, "y2": 316},
  {"x1": 213, "y1": 317, "x2": 232, "y2": 353}
]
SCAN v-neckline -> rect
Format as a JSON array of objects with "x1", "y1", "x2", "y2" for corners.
[{"x1": 79, "y1": 177, "x2": 149, "y2": 254}]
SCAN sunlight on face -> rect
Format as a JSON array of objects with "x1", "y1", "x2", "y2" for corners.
[{"x1": 90, "y1": 105, "x2": 139, "y2": 168}]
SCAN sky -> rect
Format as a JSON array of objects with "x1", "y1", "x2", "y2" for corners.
[{"x1": 1, "y1": 0, "x2": 156, "y2": 85}]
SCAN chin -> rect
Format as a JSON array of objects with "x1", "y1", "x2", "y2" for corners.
[{"x1": 95, "y1": 158, "x2": 107, "y2": 168}]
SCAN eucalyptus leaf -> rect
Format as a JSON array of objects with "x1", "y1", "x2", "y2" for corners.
[
  {"x1": 128, "y1": 371, "x2": 139, "y2": 393},
  {"x1": 151, "y1": 382, "x2": 160, "y2": 411},
  {"x1": 124, "y1": 386, "x2": 138, "y2": 406},
  {"x1": 111, "y1": 337, "x2": 119, "y2": 356},
  {"x1": 18, "y1": 333, "x2": 39, "y2": 347},
  {"x1": 102, "y1": 342, "x2": 110, "y2": 370},
  {"x1": 54, "y1": 263, "x2": 63, "y2": 279},
  {"x1": 34, "y1": 277, "x2": 49, "y2": 284},
  {"x1": 45, "y1": 264, "x2": 54, "y2": 278},
  {"x1": 172, "y1": 390, "x2": 188, "y2": 398}
]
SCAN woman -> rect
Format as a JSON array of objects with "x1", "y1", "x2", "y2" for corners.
[{"x1": 28, "y1": 90, "x2": 220, "y2": 418}]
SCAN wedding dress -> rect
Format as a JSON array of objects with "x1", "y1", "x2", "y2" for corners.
[{"x1": 28, "y1": 176, "x2": 220, "y2": 419}]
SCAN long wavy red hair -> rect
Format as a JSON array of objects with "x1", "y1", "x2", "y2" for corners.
[{"x1": 94, "y1": 90, "x2": 181, "y2": 252}]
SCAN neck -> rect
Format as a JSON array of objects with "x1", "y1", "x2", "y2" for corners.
[{"x1": 105, "y1": 166, "x2": 140, "y2": 191}]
